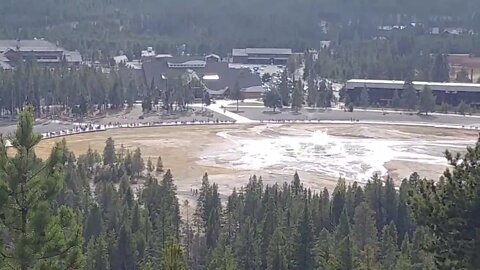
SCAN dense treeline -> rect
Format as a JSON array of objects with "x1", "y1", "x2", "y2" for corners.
[
  {"x1": 0, "y1": 63, "x2": 202, "y2": 117},
  {"x1": 1, "y1": 109, "x2": 479, "y2": 269},
  {"x1": 309, "y1": 35, "x2": 479, "y2": 82},
  {"x1": 1, "y1": 0, "x2": 479, "y2": 58},
  {"x1": 0, "y1": 63, "x2": 136, "y2": 117}
]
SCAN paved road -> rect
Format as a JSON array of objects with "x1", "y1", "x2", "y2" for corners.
[
  {"x1": 227, "y1": 106, "x2": 480, "y2": 128},
  {"x1": 196, "y1": 101, "x2": 258, "y2": 123}
]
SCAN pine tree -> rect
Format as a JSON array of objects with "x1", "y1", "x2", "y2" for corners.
[
  {"x1": 0, "y1": 109, "x2": 84, "y2": 270},
  {"x1": 395, "y1": 235, "x2": 412, "y2": 269},
  {"x1": 229, "y1": 81, "x2": 243, "y2": 112},
  {"x1": 235, "y1": 216, "x2": 261, "y2": 270},
  {"x1": 380, "y1": 223, "x2": 399, "y2": 268},
  {"x1": 207, "y1": 240, "x2": 238, "y2": 270},
  {"x1": 292, "y1": 200, "x2": 314, "y2": 270},
  {"x1": 391, "y1": 90, "x2": 401, "y2": 108},
  {"x1": 156, "y1": 156, "x2": 164, "y2": 173},
  {"x1": 85, "y1": 203, "x2": 103, "y2": 242},
  {"x1": 147, "y1": 158, "x2": 154, "y2": 174},
  {"x1": 267, "y1": 228, "x2": 288, "y2": 270},
  {"x1": 109, "y1": 81, "x2": 124, "y2": 109},
  {"x1": 400, "y1": 80, "x2": 418, "y2": 110},
  {"x1": 331, "y1": 179, "x2": 346, "y2": 226},
  {"x1": 278, "y1": 69, "x2": 290, "y2": 106},
  {"x1": 86, "y1": 235, "x2": 110, "y2": 270},
  {"x1": 410, "y1": 227, "x2": 436, "y2": 269},
  {"x1": 418, "y1": 85, "x2": 436, "y2": 115},
  {"x1": 352, "y1": 202, "x2": 379, "y2": 268},
  {"x1": 131, "y1": 147, "x2": 145, "y2": 177},
  {"x1": 409, "y1": 138, "x2": 480, "y2": 269},
  {"x1": 359, "y1": 86, "x2": 370, "y2": 108},
  {"x1": 162, "y1": 240, "x2": 186, "y2": 270},
  {"x1": 316, "y1": 80, "x2": 331, "y2": 108},
  {"x1": 263, "y1": 89, "x2": 282, "y2": 112},
  {"x1": 314, "y1": 229, "x2": 338, "y2": 270},
  {"x1": 396, "y1": 180, "x2": 412, "y2": 243},
  {"x1": 430, "y1": 53, "x2": 450, "y2": 82},
  {"x1": 306, "y1": 73, "x2": 318, "y2": 107},
  {"x1": 384, "y1": 177, "x2": 398, "y2": 225},
  {"x1": 457, "y1": 100, "x2": 470, "y2": 115},
  {"x1": 335, "y1": 208, "x2": 350, "y2": 241},
  {"x1": 127, "y1": 79, "x2": 138, "y2": 108},
  {"x1": 205, "y1": 183, "x2": 221, "y2": 249},
  {"x1": 455, "y1": 68, "x2": 472, "y2": 82},
  {"x1": 335, "y1": 236, "x2": 353, "y2": 270},
  {"x1": 291, "y1": 80, "x2": 304, "y2": 113},
  {"x1": 103, "y1": 137, "x2": 116, "y2": 166}
]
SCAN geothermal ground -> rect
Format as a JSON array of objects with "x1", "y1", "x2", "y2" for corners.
[{"x1": 35, "y1": 124, "x2": 478, "y2": 201}]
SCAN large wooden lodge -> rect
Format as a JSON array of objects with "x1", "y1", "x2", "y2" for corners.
[{"x1": 345, "y1": 79, "x2": 480, "y2": 107}]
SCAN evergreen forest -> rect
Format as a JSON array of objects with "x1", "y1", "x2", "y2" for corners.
[
  {"x1": 1, "y1": 0, "x2": 479, "y2": 62},
  {"x1": 1, "y1": 109, "x2": 479, "y2": 270}
]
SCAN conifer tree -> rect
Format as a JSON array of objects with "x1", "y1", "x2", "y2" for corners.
[
  {"x1": 207, "y1": 240, "x2": 238, "y2": 270},
  {"x1": 263, "y1": 89, "x2": 282, "y2": 112},
  {"x1": 400, "y1": 80, "x2": 418, "y2": 110},
  {"x1": 156, "y1": 156, "x2": 164, "y2": 173},
  {"x1": 412, "y1": 137, "x2": 480, "y2": 269},
  {"x1": 306, "y1": 73, "x2": 318, "y2": 107},
  {"x1": 335, "y1": 236, "x2": 353, "y2": 270},
  {"x1": 380, "y1": 223, "x2": 399, "y2": 268},
  {"x1": 335, "y1": 208, "x2": 350, "y2": 241},
  {"x1": 418, "y1": 85, "x2": 436, "y2": 115},
  {"x1": 359, "y1": 86, "x2": 370, "y2": 108},
  {"x1": 85, "y1": 203, "x2": 103, "y2": 242},
  {"x1": 352, "y1": 202, "x2": 379, "y2": 268},
  {"x1": 0, "y1": 108, "x2": 84, "y2": 270},
  {"x1": 291, "y1": 80, "x2": 304, "y2": 113},
  {"x1": 162, "y1": 240, "x2": 186, "y2": 270},
  {"x1": 229, "y1": 81, "x2": 243, "y2": 112},
  {"x1": 396, "y1": 179, "x2": 412, "y2": 243},
  {"x1": 314, "y1": 229, "x2": 338, "y2": 270},
  {"x1": 267, "y1": 228, "x2": 288, "y2": 270},
  {"x1": 457, "y1": 100, "x2": 469, "y2": 115},
  {"x1": 103, "y1": 137, "x2": 116, "y2": 166},
  {"x1": 147, "y1": 158, "x2": 154, "y2": 174},
  {"x1": 86, "y1": 235, "x2": 110, "y2": 270},
  {"x1": 292, "y1": 199, "x2": 314, "y2": 270},
  {"x1": 278, "y1": 69, "x2": 290, "y2": 106},
  {"x1": 131, "y1": 147, "x2": 145, "y2": 177},
  {"x1": 391, "y1": 90, "x2": 401, "y2": 108},
  {"x1": 331, "y1": 179, "x2": 346, "y2": 226},
  {"x1": 395, "y1": 235, "x2": 412, "y2": 269}
]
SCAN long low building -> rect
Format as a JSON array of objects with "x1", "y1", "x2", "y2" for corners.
[
  {"x1": 345, "y1": 79, "x2": 480, "y2": 106},
  {"x1": 0, "y1": 39, "x2": 82, "y2": 69},
  {"x1": 232, "y1": 48, "x2": 292, "y2": 65}
]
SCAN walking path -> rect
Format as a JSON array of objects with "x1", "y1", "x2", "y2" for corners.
[{"x1": 192, "y1": 100, "x2": 258, "y2": 124}]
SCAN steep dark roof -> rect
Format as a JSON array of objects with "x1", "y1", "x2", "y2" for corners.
[
  {"x1": 141, "y1": 57, "x2": 262, "y2": 92},
  {"x1": 200, "y1": 62, "x2": 262, "y2": 91}
]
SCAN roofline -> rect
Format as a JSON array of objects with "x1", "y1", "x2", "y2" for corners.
[
  {"x1": 346, "y1": 79, "x2": 480, "y2": 88},
  {"x1": 346, "y1": 79, "x2": 480, "y2": 92}
]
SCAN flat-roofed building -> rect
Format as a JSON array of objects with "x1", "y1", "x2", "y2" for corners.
[
  {"x1": 0, "y1": 39, "x2": 82, "y2": 68},
  {"x1": 232, "y1": 48, "x2": 292, "y2": 65},
  {"x1": 345, "y1": 79, "x2": 480, "y2": 106}
]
